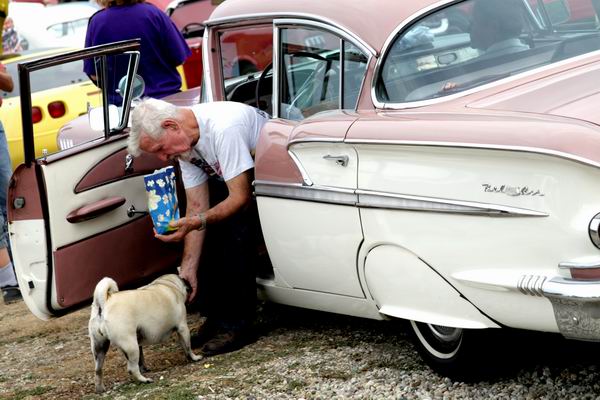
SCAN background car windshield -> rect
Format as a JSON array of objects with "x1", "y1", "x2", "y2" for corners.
[{"x1": 377, "y1": 0, "x2": 600, "y2": 103}]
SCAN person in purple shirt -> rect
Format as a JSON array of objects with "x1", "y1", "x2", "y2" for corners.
[{"x1": 84, "y1": 0, "x2": 191, "y2": 103}]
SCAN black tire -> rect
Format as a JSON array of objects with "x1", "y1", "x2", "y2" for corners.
[{"x1": 409, "y1": 320, "x2": 482, "y2": 380}]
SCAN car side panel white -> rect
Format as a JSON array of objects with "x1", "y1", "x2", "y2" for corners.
[
  {"x1": 363, "y1": 244, "x2": 498, "y2": 329},
  {"x1": 257, "y1": 278, "x2": 383, "y2": 320},
  {"x1": 257, "y1": 196, "x2": 365, "y2": 298},
  {"x1": 8, "y1": 219, "x2": 50, "y2": 320},
  {"x1": 356, "y1": 144, "x2": 600, "y2": 332},
  {"x1": 289, "y1": 142, "x2": 358, "y2": 188}
]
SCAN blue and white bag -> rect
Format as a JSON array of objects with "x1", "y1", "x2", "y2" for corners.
[{"x1": 143, "y1": 166, "x2": 180, "y2": 234}]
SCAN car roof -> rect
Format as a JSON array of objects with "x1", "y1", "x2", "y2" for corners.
[{"x1": 208, "y1": 0, "x2": 442, "y2": 54}]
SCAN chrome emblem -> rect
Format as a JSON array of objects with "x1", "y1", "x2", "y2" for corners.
[{"x1": 482, "y1": 184, "x2": 545, "y2": 197}]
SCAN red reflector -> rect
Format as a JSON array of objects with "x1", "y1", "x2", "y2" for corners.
[
  {"x1": 48, "y1": 101, "x2": 66, "y2": 118},
  {"x1": 571, "y1": 268, "x2": 600, "y2": 280},
  {"x1": 32, "y1": 106, "x2": 42, "y2": 124}
]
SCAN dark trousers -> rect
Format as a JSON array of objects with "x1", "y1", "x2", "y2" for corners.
[{"x1": 193, "y1": 176, "x2": 258, "y2": 331}]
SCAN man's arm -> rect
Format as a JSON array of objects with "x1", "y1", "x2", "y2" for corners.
[
  {"x1": 176, "y1": 182, "x2": 210, "y2": 302},
  {"x1": 156, "y1": 169, "x2": 253, "y2": 242}
]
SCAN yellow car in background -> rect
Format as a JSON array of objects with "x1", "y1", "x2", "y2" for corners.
[{"x1": 0, "y1": 49, "x2": 101, "y2": 169}]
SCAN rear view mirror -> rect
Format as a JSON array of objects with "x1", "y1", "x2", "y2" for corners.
[
  {"x1": 117, "y1": 74, "x2": 145, "y2": 100},
  {"x1": 89, "y1": 105, "x2": 119, "y2": 132}
]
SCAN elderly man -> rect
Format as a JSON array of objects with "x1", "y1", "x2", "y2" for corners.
[{"x1": 128, "y1": 98, "x2": 269, "y2": 356}]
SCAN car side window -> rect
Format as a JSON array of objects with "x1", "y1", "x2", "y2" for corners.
[
  {"x1": 343, "y1": 41, "x2": 368, "y2": 109},
  {"x1": 217, "y1": 25, "x2": 273, "y2": 110},
  {"x1": 279, "y1": 27, "x2": 367, "y2": 121},
  {"x1": 44, "y1": 53, "x2": 136, "y2": 152},
  {"x1": 377, "y1": 0, "x2": 600, "y2": 104}
]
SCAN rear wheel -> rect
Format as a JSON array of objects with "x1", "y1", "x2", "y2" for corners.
[{"x1": 409, "y1": 321, "x2": 481, "y2": 380}]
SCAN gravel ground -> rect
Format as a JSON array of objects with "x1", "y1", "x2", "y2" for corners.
[{"x1": 2, "y1": 298, "x2": 600, "y2": 399}]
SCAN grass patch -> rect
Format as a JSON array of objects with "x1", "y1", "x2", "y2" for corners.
[
  {"x1": 287, "y1": 379, "x2": 307, "y2": 391},
  {"x1": 8, "y1": 385, "x2": 53, "y2": 400}
]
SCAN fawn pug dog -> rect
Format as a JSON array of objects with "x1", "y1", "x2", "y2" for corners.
[{"x1": 89, "y1": 274, "x2": 201, "y2": 393}]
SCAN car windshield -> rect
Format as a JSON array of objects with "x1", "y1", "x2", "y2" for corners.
[
  {"x1": 377, "y1": 0, "x2": 600, "y2": 104},
  {"x1": 1, "y1": 56, "x2": 90, "y2": 98}
]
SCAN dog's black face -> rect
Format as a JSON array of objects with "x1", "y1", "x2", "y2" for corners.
[{"x1": 180, "y1": 277, "x2": 192, "y2": 294}]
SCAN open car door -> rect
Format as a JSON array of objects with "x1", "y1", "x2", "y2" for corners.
[{"x1": 8, "y1": 41, "x2": 182, "y2": 319}]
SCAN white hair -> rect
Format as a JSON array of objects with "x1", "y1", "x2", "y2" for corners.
[{"x1": 128, "y1": 97, "x2": 181, "y2": 157}]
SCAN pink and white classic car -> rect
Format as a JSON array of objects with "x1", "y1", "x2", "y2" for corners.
[{"x1": 9, "y1": 0, "x2": 600, "y2": 378}]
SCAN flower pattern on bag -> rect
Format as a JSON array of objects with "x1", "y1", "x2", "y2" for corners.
[{"x1": 144, "y1": 166, "x2": 180, "y2": 234}]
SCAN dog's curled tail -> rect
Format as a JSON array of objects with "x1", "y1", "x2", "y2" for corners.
[{"x1": 91, "y1": 277, "x2": 119, "y2": 318}]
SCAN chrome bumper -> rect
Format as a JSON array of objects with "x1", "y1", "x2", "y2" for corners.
[{"x1": 543, "y1": 277, "x2": 600, "y2": 341}]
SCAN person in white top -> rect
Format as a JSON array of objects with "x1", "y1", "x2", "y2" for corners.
[{"x1": 128, "y1": 98, "x2": 269, "y2": 356}]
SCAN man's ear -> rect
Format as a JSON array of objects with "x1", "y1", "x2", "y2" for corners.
[{"x1": 161, "y1": 119, "x2": 178, "y2": 132}]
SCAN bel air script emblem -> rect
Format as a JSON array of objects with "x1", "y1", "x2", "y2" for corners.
[{"x1": 482, "y1": 184, "x2": 545, "y2": 197}]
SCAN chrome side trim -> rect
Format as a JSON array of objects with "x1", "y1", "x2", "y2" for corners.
[
  {"x1": 345, "y1": 139, "x2": 600, "y2": 170},
  {"x1": 254, "y1": 181, "x2": 548, "y2": 217},
  {"x1": 254, "y1": 181, "x2": 356, "y2": 205},
  {"x1": 207, "y1": 13, "x2": 377, "y2": 56},
  {"x1": 356, "y1": 189, "x2": 548, "y2": 217},
  {"x1": 287, "y1": 150, "x2": 313, "y2": 186},
  {"x1": 517, "y1": 275, "x2": 547, "y2": 296},
  {"x1": 288, "y1": 137, "x2": 344, "y2": 149},
  {"x1": 543, "y1": 277, "x2": 600, "y2": 300},
  {"x1": 559, "y1": 260, "x2": 600, "y2": 270}
]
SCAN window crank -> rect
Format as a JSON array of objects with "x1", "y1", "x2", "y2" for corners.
[{"x1": 323, "y1": 154, "x2": 349, "y2": 167}]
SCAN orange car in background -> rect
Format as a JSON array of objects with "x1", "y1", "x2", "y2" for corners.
[{"x1": 168, "y1": 0, "x2": 273, "y2": 88}]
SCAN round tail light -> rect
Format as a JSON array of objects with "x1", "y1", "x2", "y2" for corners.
[
  {"x1": 31, "y1": 106, "x2": 42, "y2": 124},
  {"x1": 48, "y1": 101, "x2": 66, "y2": 119}
]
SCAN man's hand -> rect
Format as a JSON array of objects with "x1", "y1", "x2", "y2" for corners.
[
  {"x1": 154, "y1": 216, "x2": 201, "y2": 242},
  {"x1": 179, "y1": 266, "x2": 198, "y2": 302}
]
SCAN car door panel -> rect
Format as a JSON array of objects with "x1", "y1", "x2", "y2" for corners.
[
  {"x1": 288, "y1": 142, "x2": 357, "y2": 188},
  {"x1": 44, "y1": 139, "x2": 155, "y2": 248},
  {"x1": 257, "y1": 196, "x2": 364, "y2": 297},
  {"x1": 255, "y1": 117, "x2": 364, "y2": 298},
  {"x1": 75, "y1": 147, "x2": 169, "y2": 193},
  {"x1": 53, "y1": 216, "x2": 178, "y2": 309},
  {"x1": 10, "y1": 137, "x2": 181, "y2": 318}
]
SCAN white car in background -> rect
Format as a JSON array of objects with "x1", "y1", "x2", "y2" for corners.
[{"x1": 8, "y1": 2, "x2": 99, "y2": 51}]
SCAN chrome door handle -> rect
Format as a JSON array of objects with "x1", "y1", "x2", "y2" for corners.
[
  {"x1": 127, "y1": 205, "x2": 148, "y2": 218},
  {"x1": 323, "y1": 154, "x2": 349, "y2": 167},
  {"x1": 125, "y1": 153, "x2": 134, "y2": 173}
]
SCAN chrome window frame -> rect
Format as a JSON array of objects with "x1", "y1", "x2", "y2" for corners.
[
  {"x1": 201, "y1": 27, "x2": 214, "y2": 102},
  {"x1": 274, "y1": 18, "x2": 373, "y2": 118},
  {"x1": 203, "y1": 14, "x2": 374, "y2": 118}
]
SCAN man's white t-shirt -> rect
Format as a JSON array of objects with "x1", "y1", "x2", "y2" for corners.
[{"x1": 179, "y1": 102, "x2": 269, "y2": 189}]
